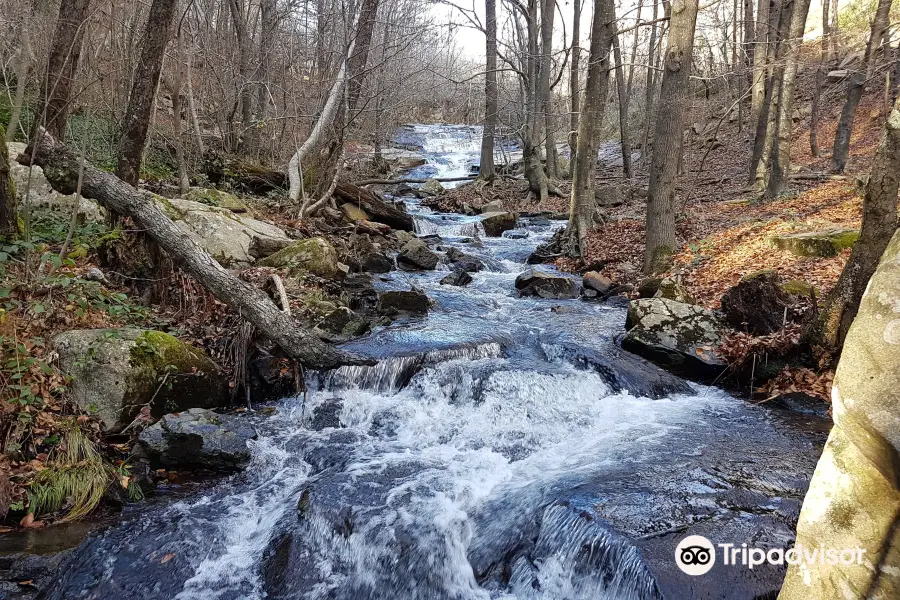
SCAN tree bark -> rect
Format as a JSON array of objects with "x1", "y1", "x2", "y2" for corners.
[
  {"x1": 0, "y1": 125, "x2": 16, "y2": 236},
  {"x1": 816, "y1": 95, "x2": 900, "y2": 351},
  {"x1": 251, "y1": 0, "x2": 278, "y2": 155},
  {"x1": 831, "y1": 0, "x2": 892, "y2": 173},
  {"x1": 643, "y1": 0, "x2": 700, "y2": 274},
  {"x1": 346, "y1": 0, "x2": 379, "y2": 116},
  {"x1": 539, "y1": 0, "x2": 558, "y2": 179},
  {"x1": 6, "y1": 0, "x2": 38, "y2": 143},
  {"x1": 115, "y1": 0, "x2": 178, "y2": 187},
  {"x1": 227, "y1": 0, "x2": 254, "y2": 150},
  {"x1": 750, "y1": 0, "x2": 771, "y2": 123},
  {"x1": 568, "y1": 0, "x2": 582, "y2": 162},
  {"x1": 612, "y1": 28, "x2": 633, "y2": 178},
  {"x1": 566, "y1": 0, "x2": 616, "y2": 256},
  {"x1": 33, "y1": 0, "x2": 92, "y2": 142},
  {"x1": 809, "y1": 0, "x2": 830, "y2": 157},
  {"x1": 480, "y1": 0, "x2": 499, "y2": 180},
  {"x1": 642, "y1": 0, "x2": 661, "y2": 162},
  {"x1": 23, "y1": 129, "x2": 372, "y2": 370}
]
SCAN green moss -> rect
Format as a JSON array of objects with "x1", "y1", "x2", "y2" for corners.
[
  {"x1": 771, "y1": 228, "x2": 860, "y2": 257},
  {"x1": 184, "y1": 188, "x2": 248, "y2": 212},
  {"x1": 781, "y1": 279, "x2": 817, "y2": 297},
  {"x1": 256, "y1": 237, "x2": 339, "y2": 278},
  {"x1": 152, "y1": 194, "x2": 187, "y2": 221}
]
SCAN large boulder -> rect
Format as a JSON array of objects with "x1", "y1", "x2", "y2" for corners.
[
  {"x1": 515, "y1": 269, "x2": 579, "y2": 299},
  {"x1": 481, "y1": 212, "x2": 518, "y2": 237},
  {"x1": 53, "y1": 329, "x2": 230, "y2": 432},
  {"x1": 397, "y1": 238, "x2": 439, "y2": 270},
  {"x1": 255, "y1": 237, "x2": 341, "y2": 278},
  {"x1": 421, "y1": 179, "x2": 445, "y2": 196},
  {"x1": 8, "y1": 141, "x2": 104, "y2": 221},
  {"x1": 780, "y1": 229, "x2": 900, "y2": 599},
  {"x1": 162, "y1": 198, "x2": 291, "y2": 266},
  {"x1": 136, "y1": 408, "x2": 256, "y2": 471},
  {"x1": 594, "y1": 184, "x2": 626, "y2": 207},
  {"x1": 376, "y1": 289, "x2": 431, "y2": 316},
  {"x1": 621, "y1": 298, "x2": 727, "y2": 380},
  {"x1": 770, "y1": 228, "x2": 859, "y2": 257},
  {"x1": 183, "y1": 188, "x2": 249, "y2": 212},
  {"x1": 583, "y1": 271, "x2": 613, "y2": 294},
  {"x1": 720, "y1": 271, "x2": 795, "y2": 334}
]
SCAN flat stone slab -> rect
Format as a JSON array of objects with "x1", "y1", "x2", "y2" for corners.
[{"x1": 770, "y1": 228, "x2": 859, "y2": 258}]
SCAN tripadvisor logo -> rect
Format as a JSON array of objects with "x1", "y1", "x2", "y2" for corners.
[
  {"x1": 674, "y1": 535, "x2": 868, "y2": 576},
  {"x1": 675, "y1": 535, "x2": 716, "y2": 576}
]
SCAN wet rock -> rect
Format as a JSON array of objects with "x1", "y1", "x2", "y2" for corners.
[
  {"x1": 315, "y1": 307, "x2": 370, "y2": 340},
  {"x1": 503, "y1": 229, "x2": 529, "y2": 239},
  {"x1": 377, "y1": 289, "x2": 431, "y2": 316},
  {"x1": 358, "y1": 251, "x2": 394, "y2": 273},
  {"x1": 515, "y1": 269, "x2": 579, "y2": 299},
  {"x1": 781, "y1": 229, "x2": 900, "y2": 599},
  {"x1": 256, "y1": 237, "x2": 341, "y2": 278},
  {"x1": 53, "y1": 329, "x2": 229, "y2": 432},
  {"x1": 309, "y1": 398, "x2": 345, "y2": 431},
  {"x1": 0, "y1": 549, "x2": 74, "y2": 600},
  {"x1": 481, "y1": 211, "x2": 518, "y2": 237},
  {"x1": 394, "y1": 182, "x2": 416, "y2": 197},
  {"x1": 421, "y1": 179, "x2": 445, "y2": 196},
  {"x1": 770, "y1": 228, "x2": 859, "y2": 257},
  {"x1": 440, "y1": 270, "x2": 473, "y2": 286},
  {"x1": 720, "y1": 270, "x2": 795, "y2": 334},
  {"x1": 397, "y1": 238, "x2": 439, "y2": 270},
  {"x1": 621, "y1": 298, "x2": 727, "y2": 380},
  {"x1": 654, "y1": 276, "x2": 693, "y2": 303},
  {"x1": 445, "y1": 247, "x2": 484, "y2": 272},
  {"x1": 583, "y1": 271, "x2": 613, "y2": 294},
  {"x1": 342, "y1": 272, "x2": 379, "y2": 312},
  {"x1": 136, "y1": 408, "x2": 256, "y2": 471}
]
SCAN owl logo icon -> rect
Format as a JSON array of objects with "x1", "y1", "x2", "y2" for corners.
[{"x1": 675, "y1": 535, "x2": 716, "y2": 576}]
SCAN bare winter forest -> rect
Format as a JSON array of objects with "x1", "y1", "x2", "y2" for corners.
[{"x1": 0, "y1": 0, "x2": 899, "y2": 598}]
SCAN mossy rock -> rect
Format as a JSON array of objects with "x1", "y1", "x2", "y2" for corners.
[
  {"x1": 53, "y1": 328, "x2": 229, "y2": 432},
  {"x1": 770, "y1": 228, "x2": 859, "y2": 257},
  {"x1": 654, "y1": 277, "x2": 693, "y2": 304},
  {"x1": 184, "y1": 188, "x2": 249, "y2": 213},
  {"x1": 781, "y1": 279, "x2": 817, "y2": 297},
  {"x1": 255, "y1": 237, "x2": 340, "y2": 278}
]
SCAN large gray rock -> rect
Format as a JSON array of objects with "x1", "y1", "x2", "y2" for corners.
[
  {"x1": 136, "y1": 408, "x2": 256, "y2": 471},
  {"x1": 621, "y1": 298, "x2": 727, "y2": 380},
  {"x1": 481, "y1": 212, "x2": 518, "y2": 237},
  {"x1": 255, "y1": 237, "x2": 341, "y2": 278},
  {"x1": 53, "y1": 329, "x2": 229, "y2": 432},
  {"x1": 162, "y1": 197, "x2": 291, "y2": 266},
  {"x1": 397, "y1": 238, "x2": 439, "y2": 270},
  {"x1": 376, "y1": 289, "x2": 431, "y2": 316},
  {"x1": 515, "y1": 269, "x2": 579, "y2": 299},
  {"x1": 781, "y1": 229, "x2": 900, "y2": 600},
  {"x1": 8, "y1": 141, "x2": 104, "y2": 221},
  {"x1": 770, "y1": 228, "x2": 859, "y2": 257}
]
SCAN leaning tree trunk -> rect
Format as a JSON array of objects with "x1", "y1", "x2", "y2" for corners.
[
  {"x1": 33, "y1": 0, "x2": 91, "y2": 142},
  {"x1": 611, "y1": 28, "x2": 633, "y2": 178},
  {"x1": 831, "y1": 0, "x2": 892, "y2": 173},
  {"x1": 24, "y1": 129, "x2": 372, "y2": 370},
  {"x1": 566, "y1": 0, "x2": 615, "y2": 256},
  {"x1": 480, "y1": 0, "x2": 498, "y2": 180},
  {"x1": 115, "y1": 0, "x2": 178, "y2": 187},
  {"x1": 815, "y1": 93, "x2": 900, "y2": 352},
  {"x1": 643, "y1": 0, "x2": 700, "y2": 274}
]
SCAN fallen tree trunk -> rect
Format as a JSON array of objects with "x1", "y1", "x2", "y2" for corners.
[
  {"x1": 333, "y1": 182, "x2": 414, "y2": 231},
  {"x1": 352, "y1": 176, "x2": 477, "y2": 186},
  {"x1": 22, "y1": 128, "x2": 373, "y2": 371}
]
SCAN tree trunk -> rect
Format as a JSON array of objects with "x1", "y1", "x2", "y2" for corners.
[
  {"x1": 611, "y1": 29, "x2": 633, "y2": 178},
  {"x1": 642, "y1": 0, "x2": 661, "y2": 162},
  {"x1": 170, "y1": 37, "x2": 190, "y2": 194},
  {"x1": 750, "y1": 0, "x2": 771, "y2": 123},
  {"x1": 6, "y1": 0, "x2": 38, "y2": 143},
  {"x1": 643, "y1": 0, "x2": 700, "y2": 274},
  {"x1": 480, "y1": 0, "x2": 498, "y2": 180},
  {"x1": 0, "y1": 125, "x2": 16, "y2": 236},
  {"x1": 524, "y1": 0, "x2": 549, "y2": 202},
  {"x1": 809, "y1": 0, "x2": 829, "y2": 157},
  {"x1": 566, "y1": 0, "x2": 616, "y2": 256},
  {"x1": 115, "y1": 0, "x2": 178, "y2": 187},
  {"x1": 33, "y1": 0, "x2": 92, "y2": 142},
  {"x1": 346, "y1": 0, "x2": 379, "y2": 115},
  {"x1": 816, "y1": 94, "x2": 900, "y2": 351},
  {"x1": 767, "y1": 0, "x2": 812, "y2": 198},
  {"x1": 227, "y1": 0, "x2": 253, "y2": 150},
  {"x1": 251, "y1": 0, "x2": 278, "y2": 156},
  {"x1": 568, "y1": 0, "x2": 582, "y2": 163},
  {"x1": 831, "y1": 0, "x2": 892, "y2": 173},
  {"x1": 539, "y1": 0, "x2": 558, "y2": 179},
  {"x1": 24, "y1": 129, "x2": 372, "y2": 370}
]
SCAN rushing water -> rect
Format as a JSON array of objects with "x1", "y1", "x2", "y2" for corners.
[{"x1": 33, "y1": 126, "x2": 826, "y2": 600}]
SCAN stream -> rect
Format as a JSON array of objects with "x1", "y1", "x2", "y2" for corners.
[{"x1": 14, "y1": 125, "x2": 827, "y2": 600}]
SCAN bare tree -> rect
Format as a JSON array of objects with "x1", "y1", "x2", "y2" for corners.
[
  {"x1": 816, "y1": 93, "x2": 900, "y2": 351},
  {"x1": 480, "y1": 0, "x2": 499, "y2": 180},
  {"x1": 33, "y1": 0, "x2": 92, "y2": 141},
  {"x1": 750, "y1": 0, "x2": 771, "y2": 123},
  {"x1": 611, "y1": 28, "x2": 633, "y2": 178},
  {"x1": 568, "y1": 0, "x2": 582, "y2": 162},
  {"x1": 643, "y1": 0, "x2": 700, "y2": 274},
  {"x1": 830, "y1": 0, "x2": 892, "y2": 173},
  {"x1": 809, "y1": 0, "x2": 830, "y2": 157},
  {"x1": 115, "y1": 0, "x2": 179, "y2": 187},
  {"x1": 566, "y1": 0, "x2": 616, "y2": 255},
  {"x1": 538, "y1": 0, "x2": 558, "y2": 179}
]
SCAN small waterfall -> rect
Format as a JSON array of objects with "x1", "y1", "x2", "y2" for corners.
[{"x1": 323, "y1": 342, "x2": 504, "y2": 394}]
